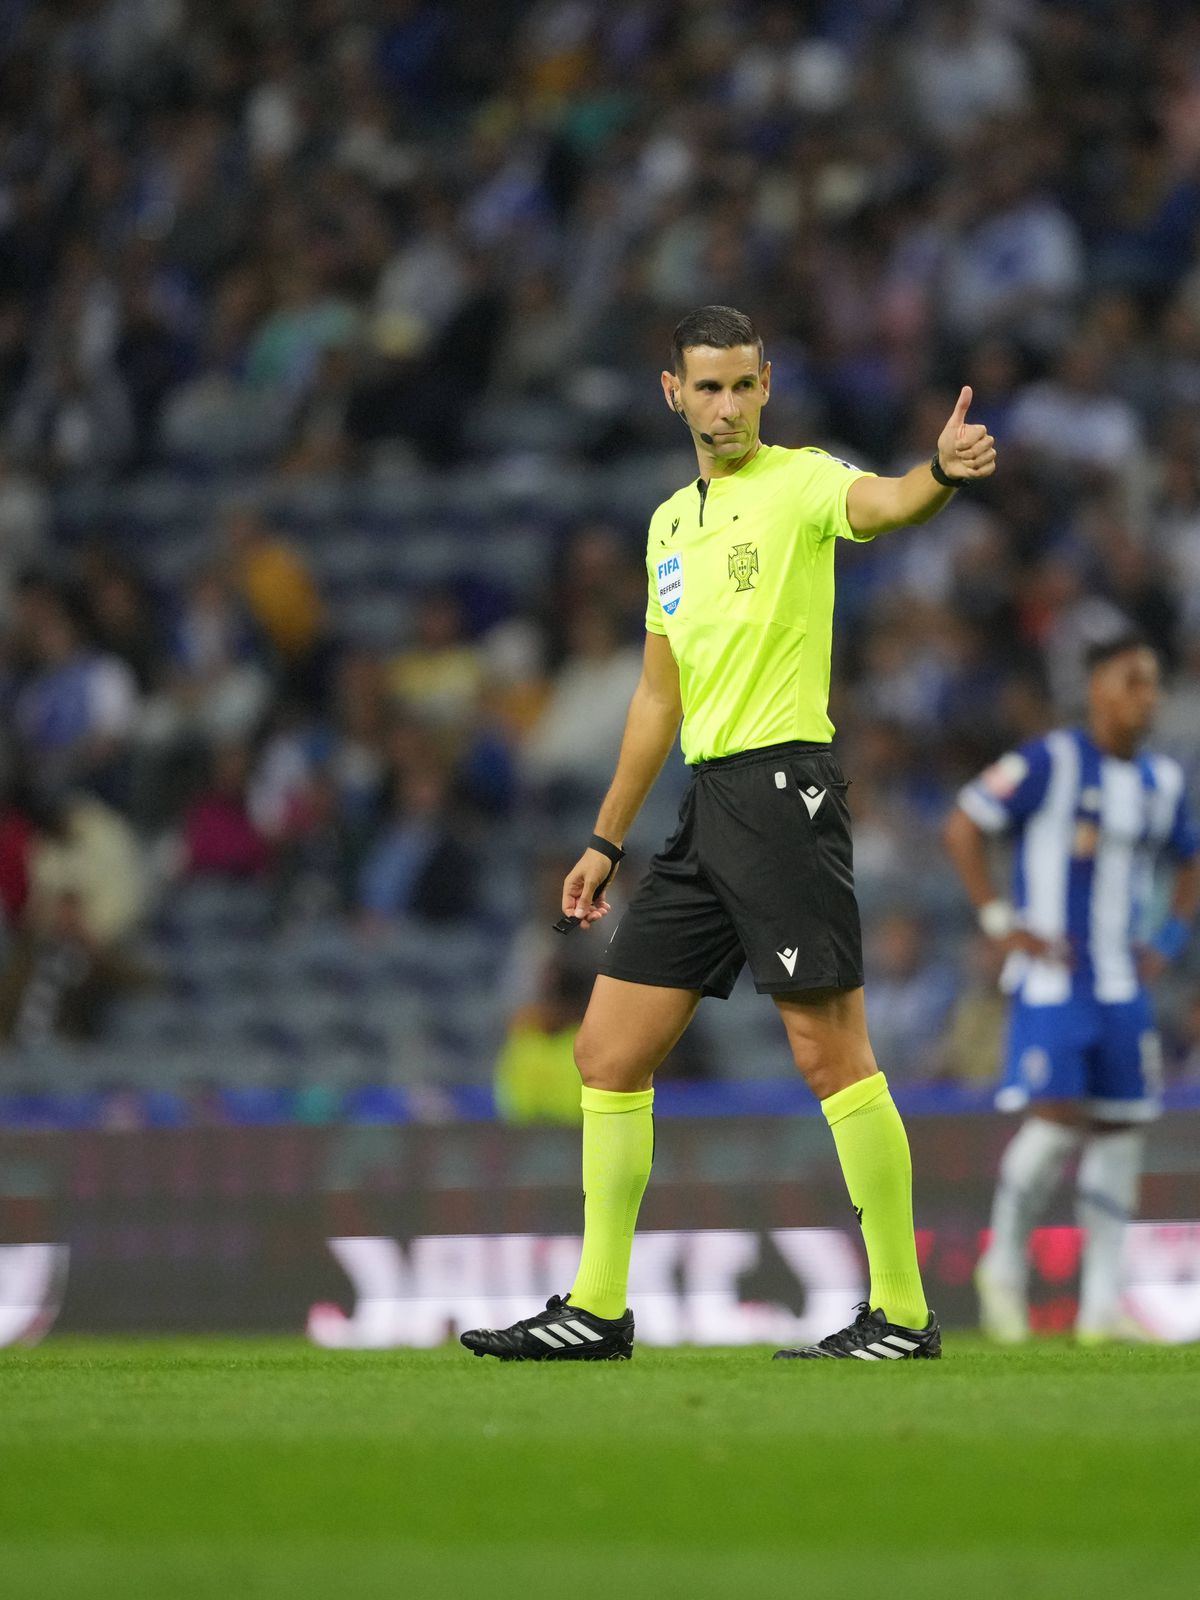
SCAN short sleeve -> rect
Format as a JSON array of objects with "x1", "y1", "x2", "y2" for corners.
[
  {"x1": 796, "y1": 447, "x2": 877, "y2": 543},
  {"x1": 1166, "y1": 781, "x2": 1199, "y2": 861},
  {"x1": 957, "y1": 740, "x2": 1052, "y2": 834},
  {"x1": 1171, "y1": 790, "x2": 1196, "y2": 857},
  {"x1": 645, "y1": 555, "x2": 666, "y2": 635},
  {"x1": 1143, "y1": 755, "x2": 1199, "y2": 860},
  {"x1": 644, "y1": 505, "x2": 672, "y2": 635}
]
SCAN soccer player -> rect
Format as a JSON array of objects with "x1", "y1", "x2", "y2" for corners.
[
  {"x1": 462, "y1": 304, "x2": 996, "y2": 1362},
  {"x1": 944, "y1": 636, "x2": 1199, "y2": 1342}
]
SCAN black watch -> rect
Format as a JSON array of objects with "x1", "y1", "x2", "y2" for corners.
[{"x1": 930, "y1": 452, "x2": 968, "y2": 489}]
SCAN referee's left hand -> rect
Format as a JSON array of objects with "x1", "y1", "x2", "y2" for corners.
[
  {"x1": 562, "y1": 848, "x2": 617, "y2": 931},
  {"x1": 937, "y1": 386, "x2": 996, "y2": 483}
]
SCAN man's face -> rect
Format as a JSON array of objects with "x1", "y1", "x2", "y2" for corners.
[
  {"x1": 661, "y1": 344, "x2": 770, "y2": 459},
  {"x1": 1089, "y1": 646, "x2": 1160, "y2": 744}
]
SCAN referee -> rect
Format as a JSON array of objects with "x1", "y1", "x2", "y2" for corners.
[{"x1": 463, "y1": 305, "x2": 997, "y2": 1362}]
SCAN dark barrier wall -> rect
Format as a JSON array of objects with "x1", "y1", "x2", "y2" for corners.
[{"x1": 2, "y1": 1114, "x2": 1199, "y2": 1341}]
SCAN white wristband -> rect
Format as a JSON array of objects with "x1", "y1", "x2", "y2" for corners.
[{"x1": 978, "y1": 899, "x2": 1016, "y2": 939}]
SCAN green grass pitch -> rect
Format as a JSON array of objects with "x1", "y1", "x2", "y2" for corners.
[{"x1": 2, "y1": 1338, "x2": 1196, "y2": 1600}]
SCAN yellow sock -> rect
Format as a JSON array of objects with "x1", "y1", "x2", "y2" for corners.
[
  {"x1": 822, "y1": 1072, "x2": 928, "y2": 1329},
  {"x1": 569, "y1": 1086, "x2": 654, "y2": 1320}
]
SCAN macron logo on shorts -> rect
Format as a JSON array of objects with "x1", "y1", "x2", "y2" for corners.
[
  {"x1": 800, "y1": 785, "x2": 826, "y2": 819},
  {"x1": 777, "y1": 947, "x2": 799, "y2": 977}
]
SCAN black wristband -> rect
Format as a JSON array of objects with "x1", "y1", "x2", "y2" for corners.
[
  {"x1": 588, "y1": 833, "x2": 625, "y2": 868},
  {"x1": 930, "y1": 451, "x2": 968, "y2": 489}
]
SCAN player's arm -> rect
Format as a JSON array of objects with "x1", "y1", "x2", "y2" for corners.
[
  {"x1": 562, "y1": 631, "x2": 682, "y2": 928},
  {"x1": 1164, "y1": 855, "x2": 1200, "y2": 935},
  {"x1": 847, "y1": 386, "x2": 996, "y2": 537},
  {"x1": 943, "y1": 799, "x2": 1059, "y2": 962},
  {"x1": 1139, "y1": 855, "x2": 1200, "y2": 983}
]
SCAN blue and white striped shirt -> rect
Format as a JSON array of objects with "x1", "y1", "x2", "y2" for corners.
[{"x1": 958, "y1": 728, "x2": 1198, "y2": 1006}]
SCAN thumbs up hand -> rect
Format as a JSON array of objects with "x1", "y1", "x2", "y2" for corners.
[{"x1": 936, "y1": 386, "x2": 996, "y2": 483}]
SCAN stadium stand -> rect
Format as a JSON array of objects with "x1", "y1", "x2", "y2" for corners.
[{"x1": 2, "y1": 1, "x2": 1200, "y2": 1117}]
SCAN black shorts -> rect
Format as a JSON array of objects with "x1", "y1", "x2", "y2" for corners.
[{"x1": 598, "y1": 741, "x2": 864, "y2": 999}]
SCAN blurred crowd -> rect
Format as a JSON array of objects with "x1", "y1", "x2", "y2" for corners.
[{"x1": 2, "y1": 0, "x2": 1200, "y2": 1111}]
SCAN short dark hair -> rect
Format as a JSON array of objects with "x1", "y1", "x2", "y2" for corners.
[
  {"x1": 671, "y1": 305, "x2": 762, "y2": 375},
  {"x1": 1085, "y1": 632, "x2": 1153, "y2": 674}
]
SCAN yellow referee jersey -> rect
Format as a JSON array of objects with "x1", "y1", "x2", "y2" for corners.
[{"x1": 645, "y1": 443, "x2": 875, "y2": 763}]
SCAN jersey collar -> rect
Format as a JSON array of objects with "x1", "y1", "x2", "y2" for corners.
[{"x1": 696, "y1": 442, "x2": 771, "y2": 493}]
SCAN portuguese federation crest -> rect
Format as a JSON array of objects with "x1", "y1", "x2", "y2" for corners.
[{"x1": 728, "y1": 541, "x2": 759, "y2": 592}]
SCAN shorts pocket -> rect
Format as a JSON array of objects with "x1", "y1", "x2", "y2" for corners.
[{"x1": 786, "y1": 762, "x2": 849, "y2": 835}]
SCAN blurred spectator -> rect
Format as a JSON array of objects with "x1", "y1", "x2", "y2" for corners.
[
  {"x1": 249, "y1": 653, "x2": 391, "y2": 842},
  {"x1": 356, "y1": 760, "x2": 475, "y2": 926},
  {"x1": 496, "y1": 848, "x2": 597, "y2": 1015},
  {"x1": 544, "y1": 523, "x2": 647, "y2": 661},
  {"x1": 0, "y1": 783, "x2": 35, "y2": 931},
  {"x1": 350, "y1": 248, "x2": 508, "y2": 465},
  {"x1": 158, "y1": 267, "x2": 289, "y2": 465},
  {"x1": 279, "y1": 344, "x2": 360, "y2": 477},
  {"x1": 222, "y1": 503, "x2": 327, "y2": 694},
  {"x1": 843, "y1": 774, "x2": 925, "y2": 911},
  {"x1": 0, "y1": 786, "x2": 147, "y2": 1044},
  {"x1": 325, "y1": 651, "x2": 393, "y2": 822},
  {"x1": 492, "y1": 270, "x2": 575, "y2": 397},
  {"x1": 243, "y1": 265, "x2": 359, "y2": 399},
  {"x1": 387, "y1": 590, "x2": 485, "y2": 729},
  {"x1": 494, "y1": 960, "x2": 590, "y2": 1126},
  {"x1": 941, "y1": 147, "x2": 1084, "y2": 352},
  {"x1": 22, "y1": 788, "x2": 145, "y2": 947},
  {"x1": 0, "y1": 1, "x2": 1197, "y2": 1094},
  {"x1": 1007, "y1": 342, "x2": 1143, "y2": 479},
  {"x1": 1093, "y1": 516, "x2": 1179, "y2": 668},
  {"x1": 0, "y1": 450, "x2": 48, "y2": 626},
  {"x1": 7, "y1": 353, "x2": 134, "y2": 480},
  {"x1": 1019, "y1": 556, "x2": 1131, "y2": 717},
  {"x1": 903, "y1": 3, "x2": 1029, "y2": 144},
  {"x1": 138, "y1": 567, "x2": 271, "y2": 790},
  {"x1": 521, "y1": 603, "x2": 641, "y2": 795},
  {"x1": 12, "y1": 582, "x2": 140, "y2": 800},
  {"x1": 863, "y1": 910, "x2": 958, "y2": 1081},
  {"x1": 80, "y1": 551, "x2": 164, "y2": 694},
  {"x1": 114, "y1": 269, "x2": 197, "y2": 463},
  {"x1": 372, "y1": 189, "x2": 470, "y2": 356},
  {"x1": 935, "y1": 935, "x2": 1008, "y2": 1084},
  {"x1": 270, "y1": 766, "x2": 367, "y2": 928},
  {"x1": 182, "y1": 743, "x2": 270, "y2": 880}
]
